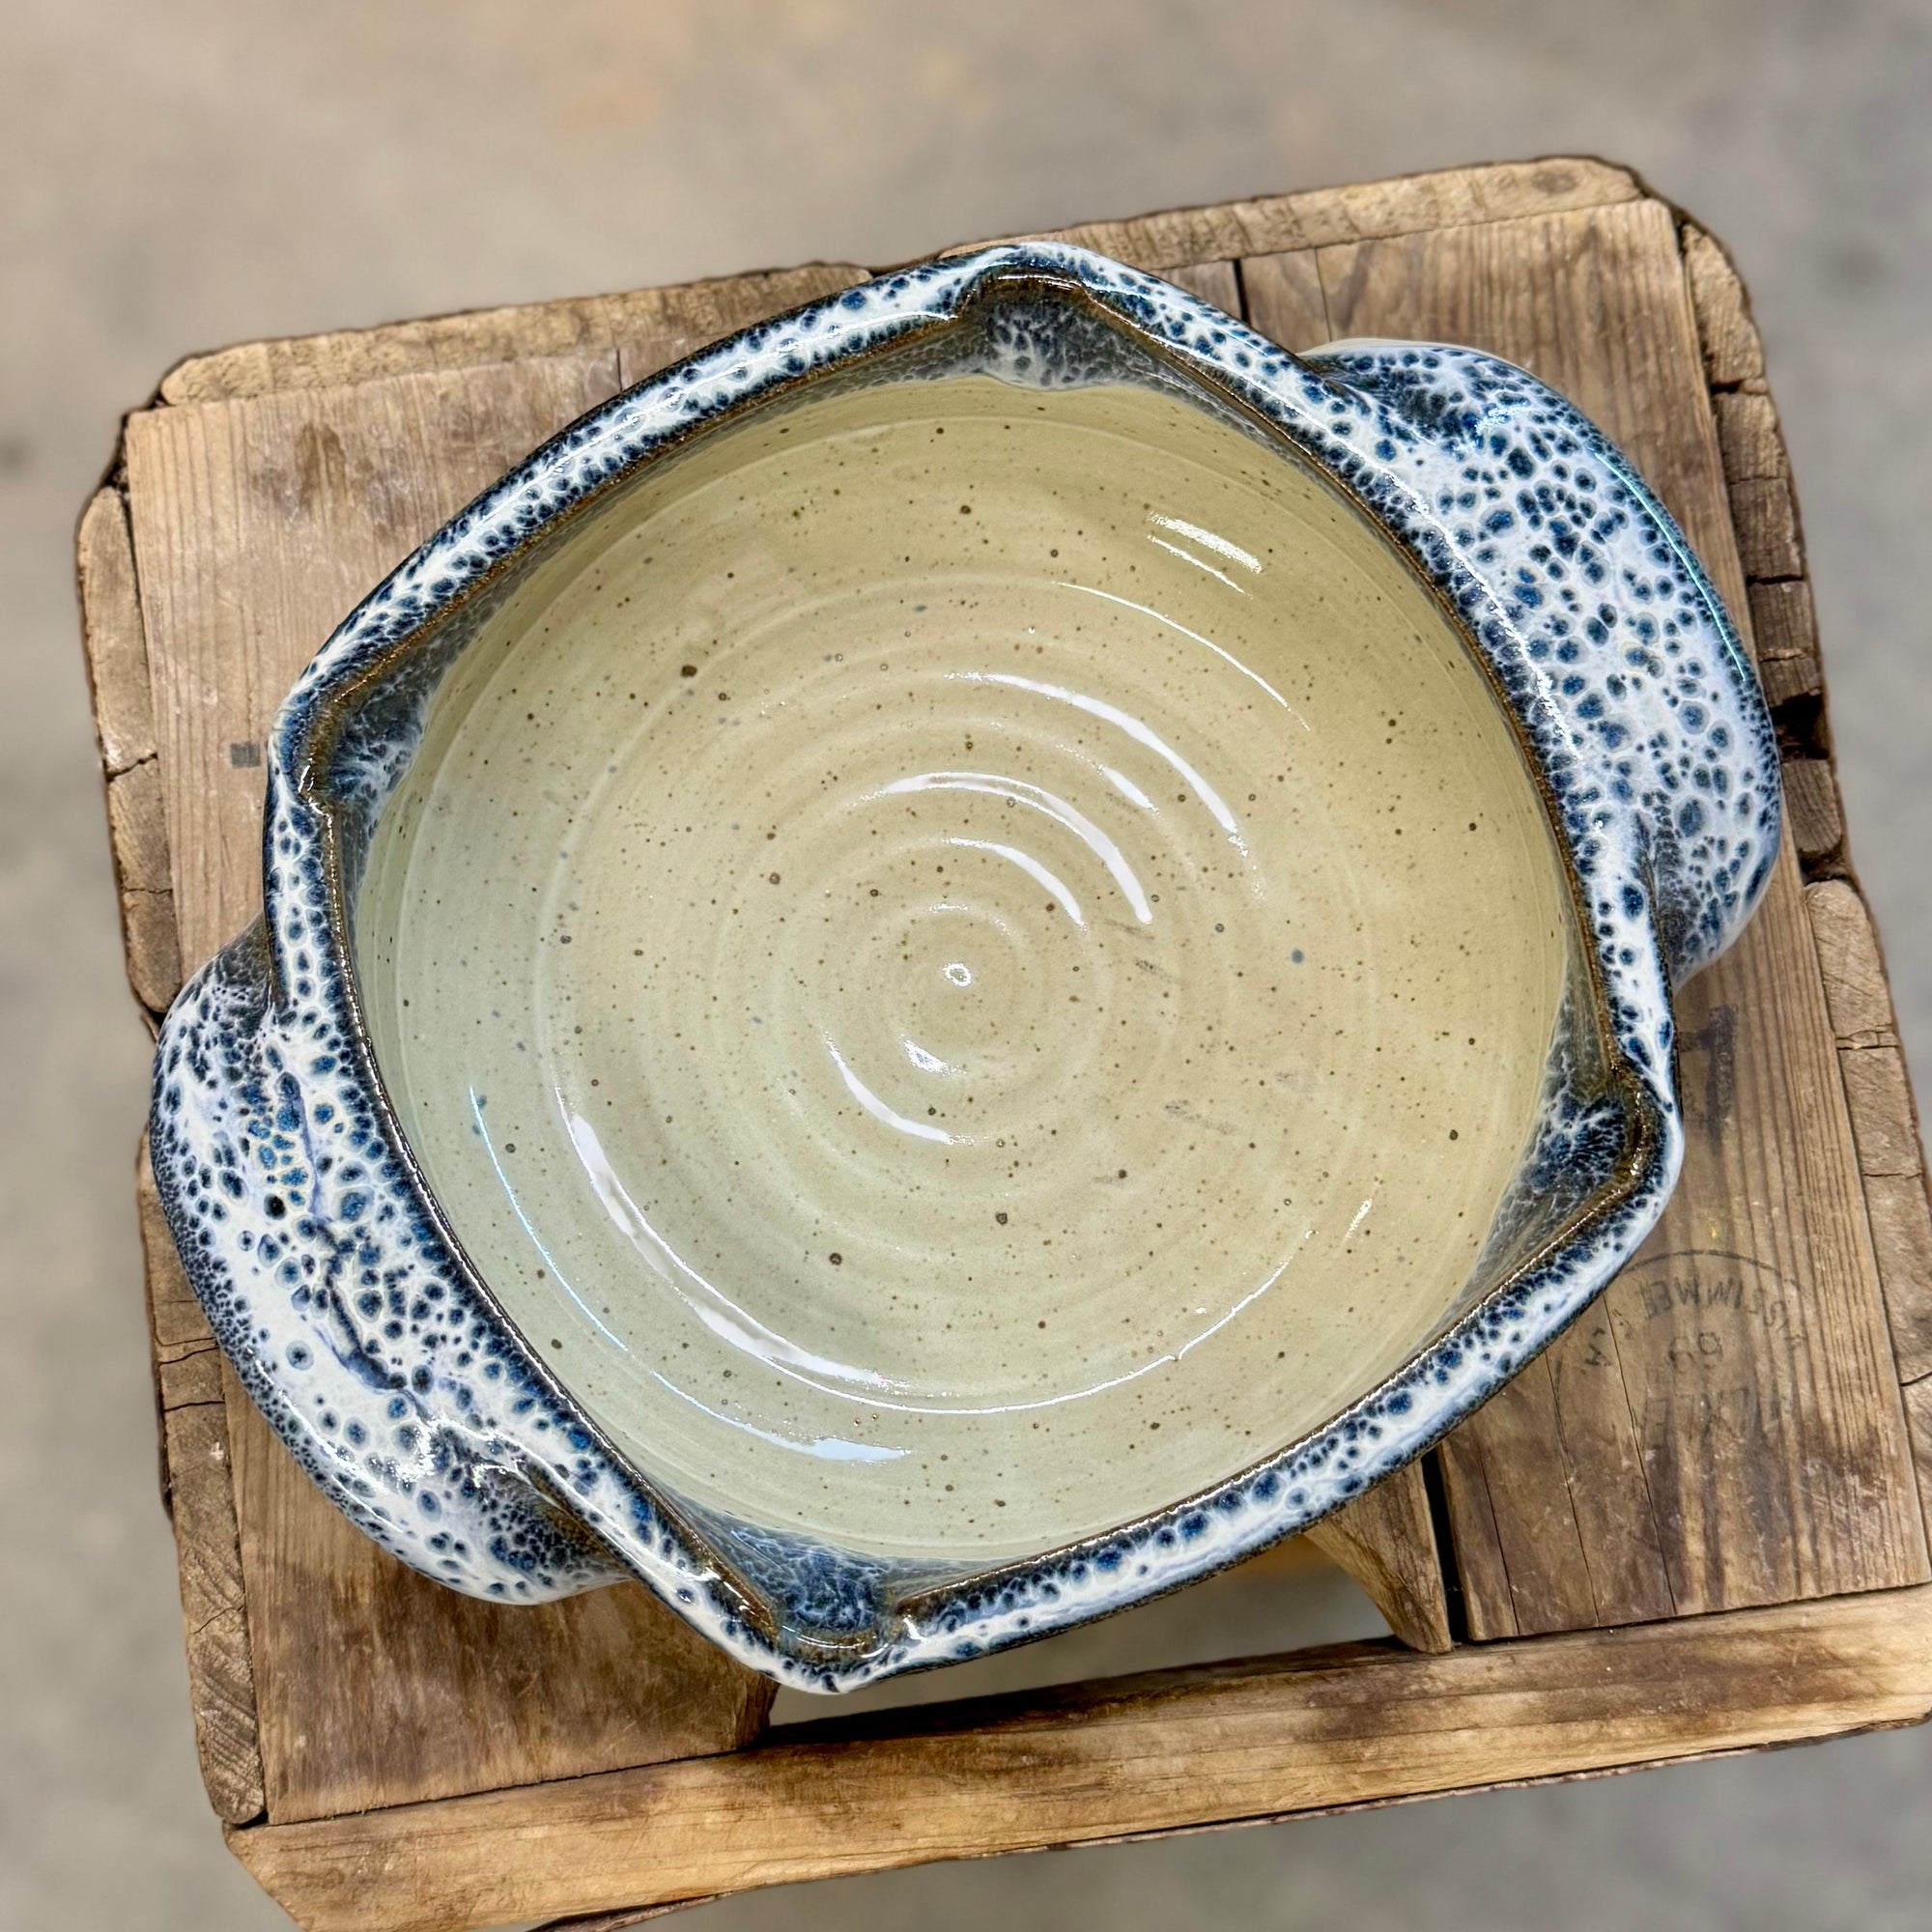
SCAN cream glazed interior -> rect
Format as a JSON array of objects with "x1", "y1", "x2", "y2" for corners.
[
  {"x1": 356, "y1": 374, "x2": 1572, "y2": 1563},
  {"x1": 150, "y1": 243, "x2": 1779, "y2": 1687}
]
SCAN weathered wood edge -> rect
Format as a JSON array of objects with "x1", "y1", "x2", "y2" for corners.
[
  {"x1": 227, "y1": 1583, "x2": 1932, "y2": 1932},
  {"x1": 1304, "y1": 1465, "x2": 1454, "y2": 1653},
  {"x1": 155, "y1": 158, "x2": 1638, "y2": 407},
  {"x1": 1808, "y1": 879, "x2": 1932, "y2": 1401},
  {"x1": 1683, "y1": 219, "x2": 1932, "y2": 1491},
  {"x1": 1680, "y1": 221, "x2": 1843, "y2": 874},
  {"x1": 136, "y1": 1138, "x2": 269, "y2": 1824},
  {"x1": 77, "y1": 485, "x2": 182, "y2": 1022}
]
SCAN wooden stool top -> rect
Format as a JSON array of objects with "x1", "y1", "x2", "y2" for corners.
[{"x1": 77, "y1": 156, "x2": 1932, "y2": 1932}]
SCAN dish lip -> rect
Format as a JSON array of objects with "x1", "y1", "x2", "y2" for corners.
[{"x1": 150, "y1": 241, "x2": 1781, "y2": 1689}]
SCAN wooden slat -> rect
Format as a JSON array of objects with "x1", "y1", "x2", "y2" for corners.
[
  {"x1": 1306, "y1": 200, "x2": 1929, "y2": 1632},
  {"x1": 162, "y1": 265, "x2": 867, "y2": 408},
  {"x1": 1749, "y1": 577, "x2": 1821, "y2": 673},
  {"x1": 159, "y1": 160, "x2": 1639, "y2": 410},
  {"x1": 137, "y1": 1143, "x2": 266, "y2": 1824},
  {"x1": 1302, "y1": 1469, "x2": 1453, "y2": 1653},
  {"x1": 1161, "y1": 259, "x2": 1240, "y2": 312},
  {"x1": 1239, "y1": 249, "x2": 1333, "y2": 352},
  {"x1": 76, "y1": 487, "x2": 157, "y2": 775},
  {"x1": 1683, "y1": 224, "x2": 1766, "y2": 388},
  {"x1": 1784, "y1": 757, "x2": 1848, "y2": 870},
  {"x1": 228, "y1": 1583, "x2": 1932, "y2": 1932},
  {"x1": 1203, "y1": 239, "x2": 1453, "y2": 1651},
  {"x1": 1015, "y1": 156, "x2": 1641, "y2": 272},
  {"x1": 126, "y1": 350, "x2": 623, "y2": 969},
  {"x1": 77, "y1": 485, "x2": 183, "y2": 1016},
  {"x1": 1808, "y1": 881, "x2": 1932, "y2": 1382},
  {"x1": 123, "y1": 347, "x2": 779, "y2": 1824}
]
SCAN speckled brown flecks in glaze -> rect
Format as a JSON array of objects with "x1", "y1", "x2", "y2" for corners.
[{"x1": 356, "y1": 376, "x2": 1569, "y2": 1559}]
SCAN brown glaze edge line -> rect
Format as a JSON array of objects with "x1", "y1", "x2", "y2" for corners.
[{"x1": 226, "y1": 1583, "x2": 1932, "y2": 1932}]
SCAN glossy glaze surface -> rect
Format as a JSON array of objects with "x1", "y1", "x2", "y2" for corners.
[{"x1": 358, "y1": 375, "x2": 1570, "y2": 1559}]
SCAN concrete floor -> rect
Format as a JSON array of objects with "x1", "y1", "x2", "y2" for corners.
[{"x1": 6, "y1": 1, "x2": 1932, "y2": 1925}]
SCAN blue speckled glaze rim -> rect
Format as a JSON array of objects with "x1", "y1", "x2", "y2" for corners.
[{"x1": 151, "y1": 242, "x2": 1779, "y2": 1690}]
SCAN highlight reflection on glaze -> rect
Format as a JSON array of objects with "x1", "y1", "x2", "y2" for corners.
[{"x1": 357, "y1": 374, "x2": 1570, "y2": 1561}]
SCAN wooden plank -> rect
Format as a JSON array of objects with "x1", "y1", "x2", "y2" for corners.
[
  {"x1": 1809, "y1": 880, "x2": 1932, "y2": 1383},
  {"x1": 1784, "y1": 757, "x2": 1847, "y2": 871},
  {"x1": 156, "y1": 160, "x2": 1637, "y2": 409},
  {"x1": 1436, "y1": 1337, "x2": 1674, "y2": 1640},
  {"x1": 229, "y1": 1583, "x2": 1932, "y2": 1932},
  {"x1": 1749, "y1": 578, "x2": 1821, "y2": 671},
  {"x1": 1239, "y1": 249, "x2": 1333, "y2": 351},
  {"x1": 162, "y1": 265, "x2": 866, "y2": 408},
  {"x1": 1161, "y1": 259, "x2": 1240, "y2": 312},
  {"x1": 1302, "y1": 1469, "x2": 1453, "y2": 1653},
  {"x1": 1906, "y1": 1380, "x2": 1932, "y2": 1523},
  {"x1": 77, "y1": 485, "x2": 182, "y2": 1016},
  {"x1": 1016, "y1": 156, "x2": 1641, "y2": 271},
  {"x1": 1729, "y1": 474, "x2": 1806, "y2": 583},
  {"x1": 1208, "y1": 237, "x2": 1452, "y2": 1653},
  {"x1": 137, "y1": 1143, "x2": 266, "y2": 1824},
  {"x1": 1682, "y1": 224, "x2": 1766, "y2": 388},
  {"x1": 127, "y1": 350, "x2": 625, "y2": 970},
  {"x1": 123, "y1": 346, "x2": 780, "y2": 1824},
  {"x1": 1713, "y1": 387, "x2": 1787, "y2": 486},
  {"x1": 76, "y1": 487, "x2": 156, "y2": 775},
  {"x1": 1310, "y1": 200, "x2": 1929, "y2": 1632}
]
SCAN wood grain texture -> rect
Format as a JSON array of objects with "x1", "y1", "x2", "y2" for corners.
[
  {"x1": 1302, "y1": 1474, "x2": 1453, "y2": 1653},
  {"x1": 224, "y1": 1381, "x2": 773, "y2": 1824},
  {"x1": 137, "y1": 1144, "x2": 266, "y2": 1824},
  {"x1": 1307, "y1": 200, "x2": 1928, "y2": 1633},
  {"x1": 1784, "y1": 757, "x2": 1848, "y2": 871},
  {"x1": 1749, "y1": 578, "x2": 1821, "y2": 683},
  {"x1": 1809, "y1": 881, "x2": 1932, "y2": 1383},
  {"x1": 1013, "y1": 156, "x2": 1641, "y2": 271},
  {"x1": 1906, "y1": 1379, "x2": 1932, "y2": 1526},
  {"x1": 156, "y1": 159, "x2": 1636, "y2": 409},
  {"x1": 1160, "y1": 259, "x2": 1240, "y2": 312},
  {"x1": 161, "y1": 265, "x2": 866, "y2": 407},
  {"x1": 228, "y1": 1583, "x2": 1932, "y2": 1932},
  {"x1": 76, "y1": 487, "x2": 156, "y2": 774},
  {"x1": 1682, "y1": 224, "x2": 1766, "y2": 389},
  {"x1": 1238, "y1": 250, "x2": 1333, "y2": 351},
  {"x1": 1195, "y1": 238, "x2": 1453, "y2": 1652},
  {"x1": 126, "y1": 350, "x2": 623, "y2": 971},
  {"x1": 124, "y1": 345, "x2": 781, "y2": 1825},
  {"x1": 77, "y1": 485, "x2": 183, "y2": 1015}
]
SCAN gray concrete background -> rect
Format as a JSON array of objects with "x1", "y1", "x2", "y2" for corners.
[{"x1": 6, "y1": 2, "x2": 1931, "y2": 1925}]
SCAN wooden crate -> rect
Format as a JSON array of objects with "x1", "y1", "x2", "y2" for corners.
[{"x1": 77, "y1": 157, "x2": 1932, "y2": 1932}]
